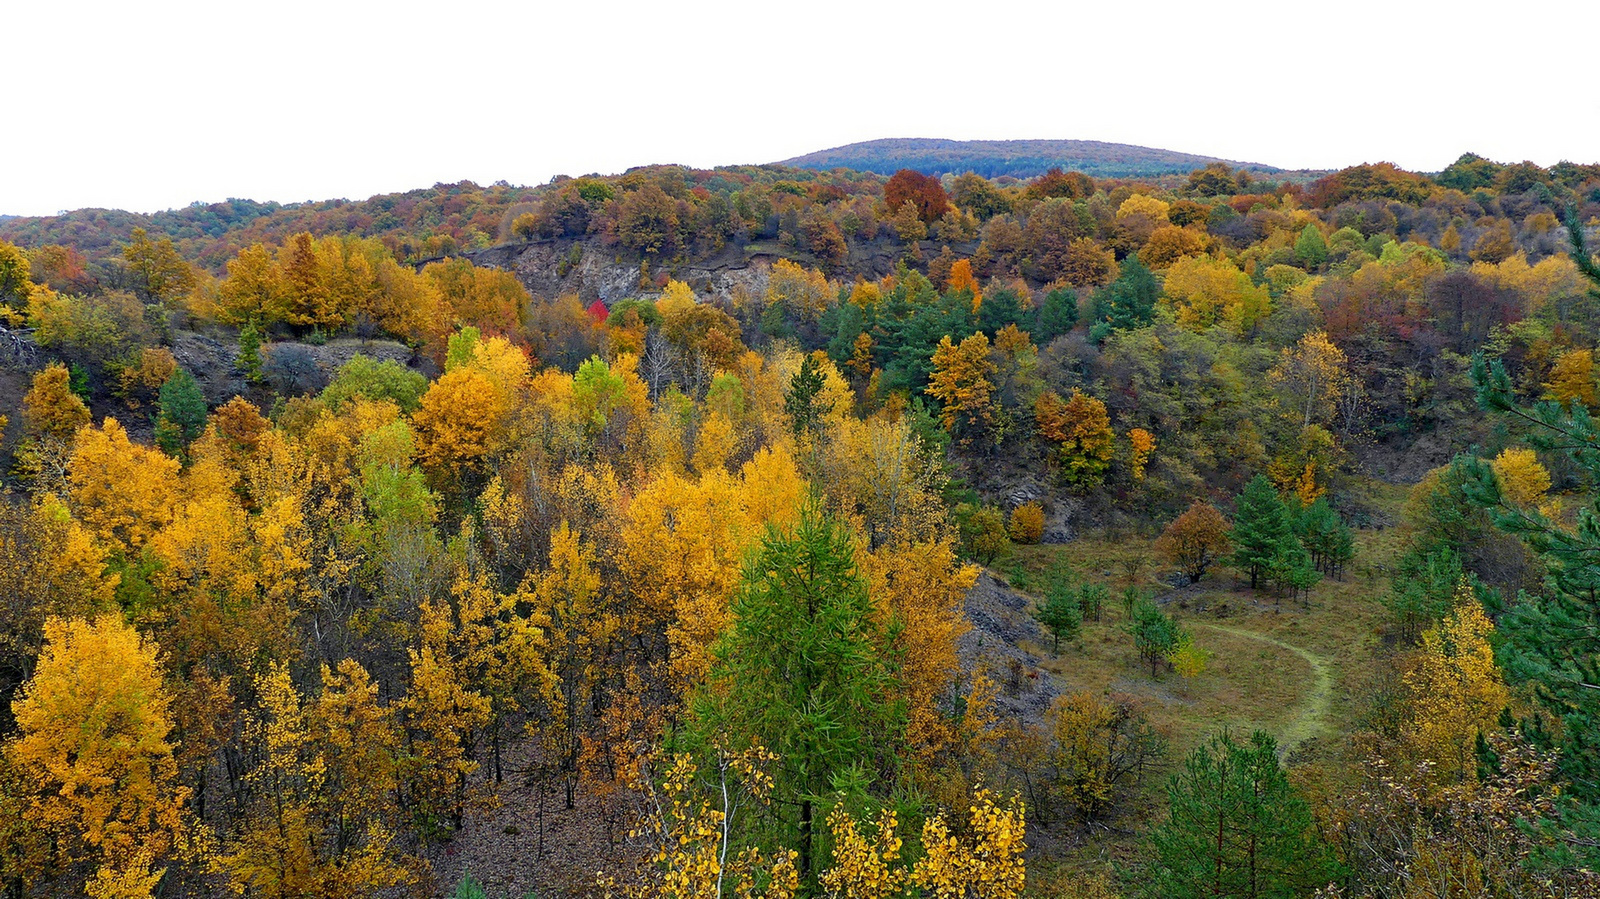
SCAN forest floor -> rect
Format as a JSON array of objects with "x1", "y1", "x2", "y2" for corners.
[{"x1": 994, "y1": 476, "x2": 1410, "y2": 879}]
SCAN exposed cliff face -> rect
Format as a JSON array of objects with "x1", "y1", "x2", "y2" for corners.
[
  {"x1": 460, "y1": 239, "x2": 772, "y2": 305},
  {"x1": 462, "y1": 235, "x2": 964, "y2": 305}
]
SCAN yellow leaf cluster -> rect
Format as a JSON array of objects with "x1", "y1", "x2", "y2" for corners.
[
  {"x1": 1162, "y1": 254, "x2": 1271, "y2": 335},
  {"x1": 1401, "y1": 586, "x2": 1509, "y2": 785},
  {"x1": 820, "y1": 790, "x2": 1025, "y2": 899},
  {"x1": 1007, "y1": 502, "x2": 1045, "y2": 544},
  {"x1": 1490, "y1": 447, "x2": 1551, "y2": 508},
  {"x1": 821, "y1": 806, "x2": 905, "y2": 899},
  {"x1": 68, "y1": 419, "x2": 180, "y2": 552}
]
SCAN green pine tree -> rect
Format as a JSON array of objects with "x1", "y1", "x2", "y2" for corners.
[
  {"x1": 156, "y1": 367, "x2": 207, "y2": 457},
  {"x1": 1230, "y1": 475, "x2": 1297, "y2": 591},
  {"x1": 1385, "y1": 545, "x2": 1471, "y2": 643},
  {"x1": 1035, "y1": 285, "x2": 1079, "y2": 344},
  {"x1": 783, "y1": 353, "x2": 832, "y2": 441},
  {"x1": 1035, "y1": 579, "x2": 1083, "y2": 653},
  {"x1": 1129, "y1": 600, "x2": 1182, "y2": 677},
  {"x1": 1090, "y1": 252, "x2": 1159, "y2": 341},
  {"x1": 237, "y1": 321, "x2": 264, "y2": 385},
  {"x1": 976, "y1": 281, "x2": 1028, "y2": 336},
  {"x1": 1290, "y1": 497, "x2": 1354, "y2": 578},
  {"x1": 1469, "y1": 231, "x2": 1600, "y2": 849},
  {"x1": 687, "y1": 504, "x2": 906, "y2": 887},
  {"x1": 1145, "y1": 730, "x2": 1340, "y2": 899}
]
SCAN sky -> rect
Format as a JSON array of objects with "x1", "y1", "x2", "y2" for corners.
[{"x1": 5, "y1": 0, "x2": 1599, "y2": 217}]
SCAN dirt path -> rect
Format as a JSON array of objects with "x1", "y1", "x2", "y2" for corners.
[{"x1": 1194, "y1": 623, "x2": 1333, "y2": 757}]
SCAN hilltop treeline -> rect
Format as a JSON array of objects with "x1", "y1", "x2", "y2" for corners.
[{"x1": 778, "y1": 137, "x2": 1280, "y2": 179}]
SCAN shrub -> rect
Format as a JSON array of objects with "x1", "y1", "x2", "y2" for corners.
[{"x1": 1008, "y1": 502, "x2": 1045, "y2": 544}]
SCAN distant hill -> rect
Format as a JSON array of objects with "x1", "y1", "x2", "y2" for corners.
[
  {"x1": 0, "y1": 182, "x2": 539, "y2": 270},
  {"x1": 779, "y1": 138, "x2": 1283, "y2": 180}
]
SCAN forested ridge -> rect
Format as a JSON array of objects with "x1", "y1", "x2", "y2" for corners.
[
  {"x1": 3, "y1": 150, "x2": 1600, "y2": 898},
  {"x1": 777, "y1": 138, "x2": 1287, "y2": 180}
]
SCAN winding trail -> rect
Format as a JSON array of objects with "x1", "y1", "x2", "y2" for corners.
[{"x1": 1193, "y1": 623, "x2": 1334, "y2": 757}]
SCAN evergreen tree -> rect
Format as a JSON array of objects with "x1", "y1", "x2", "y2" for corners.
[
  {"x1": 1230, "y1": 475, "x2": 1297, "y2": 591},
  {"x1": 1035, "y1": 285, "x2": 1079, "y2": 344},
  {"x1": 1146, "y1": 730, "x2": 1339, "y2": 899},
  {"x1": 976, "y1": 281, "x2": 1028, "y2": 337},
  {"x1": 1472, "y1": 324, "x2": 1600, "y2": 847},
  {"x1": 1035, "y1": 579, "x2": 1082, "y2": 653},
  {"x1": 1090, "y1": 252, "x2": 1158, "y2": 341},
  {"x1": 1386, "y1": 545, "x2": 1471, "y2": 642},
  {"x1": 822, "y1": 299, "x2": 870, "y2": 367},
  {"x1": 237, "y1": 321, "x2": 264, "y2": 385},
  {"x1": 155, "y1": 367, "x2": 206, "y2": 457},
  {"x1": 1129, "y1": 600, "x2": 1181, "y2": 676},
  {"x1": 1290, "y1": 497, "x2": 1354, "y2": 578},
  {"x1": 1266, "y1": 540, "x2": 1318, "y2": 605},
  {"x1": 783, "y1": 353, "x2": 831, "y2": 441},
  {"x1": 881, "y1": 287, "x2": 976, "y2": 393},
  {"x1": 688, "y1": 505, "x2": 906, "y2": 887},
  {"x1": 1077, "y1": 582, "x2": 1107, "y2": 621}
]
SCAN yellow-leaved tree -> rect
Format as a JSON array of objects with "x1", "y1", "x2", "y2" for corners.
[
  {"x1": 1490, "y1": 447, "x2": 1553, "y2": 510},
  {"x1": 534, "y1": 521, "x2": 615, "y2": 810},
  {"x1": 926, "y1": 332, "x2": 996, "y2": 447},
  {"x1": 1400, "y1": 585, "x2": 1509, "y2": 785},
  {"x1": 10, "y1": 614, "x2": 188, "y2": 899},
  {"x1": 1161, "y1": 254, "x2": 1270, "y2": 335},
  {"x1": 403, "y1": 599, "x2": 493, "y2": 838},
  {"x1": 1034, "y1": 390, "x2": 1114, "y2": 490},
  {"x1": 861, "y1": 540, "x2": 978, "y2": 766},
  {"x1": 68, "y1": 418, "x2": 181, "y2": 555},
  {"x1": 215, "y1": 660, "x2": 413, "y2": 896}
]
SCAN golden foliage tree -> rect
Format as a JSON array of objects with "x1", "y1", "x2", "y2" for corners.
[
  {"x1": 861, "y1": 539, "x2": 978, "y2": 764},
  {"x1": 1544, "y1": 347, "x2": 1597, "y2": 411},
  {"x1": 1126, "y1": 427, "x2": 1155, "y2": 481},
  {"x1": 602, "y1": 750, "x2": 798, "y2": 899},
  {"x1": 926, "y1": 332, "x2": 997, "y2": 446},
  {"x1": 1007, "y1": 502, "x2": 1045, "y2": 544},
  {"x1": 403, "y1": 600, "x2": 493, "y2": 836},
  {"x1": 1400, "y1": 586, "x2": 1509, "y2": 785},
  {"x1": 215, "y1": 661, "x2": 413, "y2": 897},
  {"x1": 10, "y1": 615, "x2": 187, "y2": 898},
  {"x1": 1489, "y1": 447, "x2": 1551, "y2": 509},
  {"x1": 819, "y1": 790, "x2": 1026, "y2": 899},
  {"x1": 1269, "y1": 329, "x2": 1349, "y2": 430},
  {"x1": 1034, "y1": 390, "x2": 1114, "y2": 490},
  {"x1": 1162, "y1": 254, "x2": 1271, "y2": 335},
  {"x1": 22, "y1": 362, "x2": 89, "y2": 443},
  {"x1": 68, "y1": 419, "x2": 180, "y2": 554}
]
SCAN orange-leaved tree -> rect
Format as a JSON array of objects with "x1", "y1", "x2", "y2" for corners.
[{"x1": 1155, "y1": 501, "x2": 1231, "y2": 583}]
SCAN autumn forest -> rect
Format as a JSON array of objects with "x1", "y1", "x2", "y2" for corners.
[{"x1": 2, "y1": 149, "x2": 1600, "y2": 899}]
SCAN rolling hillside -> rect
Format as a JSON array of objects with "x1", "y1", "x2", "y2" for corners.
[{"x1": 780, "y1": 137, "x2": 1285, "y2": 179}]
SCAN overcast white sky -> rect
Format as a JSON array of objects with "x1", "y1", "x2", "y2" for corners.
[{"x1": 5, "y1": 0, "x2": 1599, "y2": 217}]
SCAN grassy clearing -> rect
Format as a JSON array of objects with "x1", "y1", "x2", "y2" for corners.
[{"x1": 995, "y1": 478, "x2": 1410, "y2": 876}]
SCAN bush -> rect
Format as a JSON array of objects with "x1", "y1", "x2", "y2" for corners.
[
  {"x1": 1008, "y1": 502, "x2": 1045, "y2": 544},
  {"x1": 321, "y1": 354, "x2": 428, "y2": 413},
  {"x1": 957, "y1": 503, "x2": 1011, "y2": 565}
]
